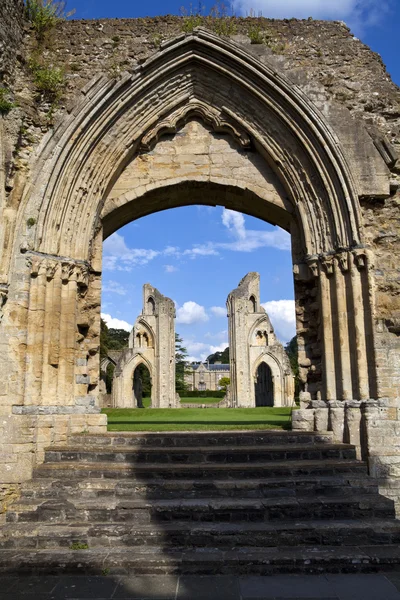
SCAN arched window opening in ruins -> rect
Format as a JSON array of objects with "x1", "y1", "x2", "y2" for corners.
[
  {"x1": 147, "y1": 296, "x2": 155, "y2": 315},
  {"x1": 255, "y1": 330, "x2": 268, "y2": 346},
  {"x1": 133, "y1": 363, "x2": 152, "y2": 408},
  {"x1": 105, "y1": 363, "x2": 115, "y2": 394},
  {"x1": 102, "y1": 207, "x2": 295, "y2": 410},
  {"x1": 255, "y1": 362, "x2": 274, "y2": 407}
]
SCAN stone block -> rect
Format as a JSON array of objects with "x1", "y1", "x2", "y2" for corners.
[
  {"x1": 329, "y1": 406, "x2": 345, "y2": 443},
  {"x1": 292, "y1": 409, "x2": 315, "y2": 431},
  {"x1": 315, "y1": 407, "x2": 329, "y2": 432}
]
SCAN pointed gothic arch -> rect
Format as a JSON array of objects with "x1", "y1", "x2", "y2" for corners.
[{"x1": 0, "y1": 27, "x2": 393, "y2": 483}]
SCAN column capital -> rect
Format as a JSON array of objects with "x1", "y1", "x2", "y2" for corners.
[
  {"x1": 76, "y1": 265, "x2": 89, "y2": 292},
  {"x1": 306, "y1": 255, "x2": 319, "y2": 278},
  {"x1": 336, "y1": 251, "x2": 349, "y2": 273},
  {"x1": 352, "y1": 248, "x2": 367, "y2": 270},
  {"x1": 61, "y1": 262, "x2": 75, "y2": 283},
  {"x1": 320, "y1": 255, "x2": 334, "y2": 277},
  {"x1": 27, "y1": 255, "x2": 42, "y2": 277},
  {"x1": 46, "y1": 260, "x2": 59, "y2": 281},
  {"x1": 0, "y1": 284, "x2": 8, "y2": 316}
]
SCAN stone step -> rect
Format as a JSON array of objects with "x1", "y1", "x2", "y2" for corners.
[
  {"x1": 43, "y1": 443, "x2": 357, "y2": 465},
  {"x1": 69, "y1": 431, "x2": 333, "y2": 448},
  {"x1": 2, "y1": 519, "x2": 400, "y2": 550},
  {"x1": 6, "y1": 494, "x2": 394, "y2": 524},
  {"x1": 19, "y1": 475, "x2": 379, "y2": 501},
  {"x1": 2, "y1": 544, "x2": 400, "y2": 575},
  {"x1": 34, "y1": 458, "x2": 368, "y2": 480}
]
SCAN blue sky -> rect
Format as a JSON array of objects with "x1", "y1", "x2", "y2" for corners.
[{"x1": 90, "y1": 0, "x2": 399, "y2": 360}]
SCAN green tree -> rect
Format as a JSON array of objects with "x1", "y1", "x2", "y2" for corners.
[
  {"x1": 107, "y1": 328, "x2": 129, "y2": 350},
  {"x1": 135, "y1": 363, "x2": 152, "y2": 398},
  {"x1": 175, "y1": 333, "x2": 190, "y2": 394},
  {"x1": 218, "y1": 376, "x2": 230, "y2": 392},
  {"x1": 285, "y1": 335, "x2": 299, "y2": 401},
  {"x1": 100, "y1": 318, "x2": 110, "y2": 359},
  {"x1": 206, "y1": 346, "x2": 229, "y2": 364},
  {"x1": 100, "y1": 319, "x2": 130, "y2": 393},
  {"x1": 100, "y1": 319, "x2": 129, "y2": 357}
]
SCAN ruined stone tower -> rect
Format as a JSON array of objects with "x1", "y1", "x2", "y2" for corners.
[
  {"x1": 112, "y1": 284, "x2": 177, "y2": 408},
  {"x1": 227, "y1": 273, "x2": 295, "y2": 408}
]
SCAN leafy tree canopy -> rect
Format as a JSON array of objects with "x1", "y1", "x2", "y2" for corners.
[
  {"x1": 218, "y1": 376, "x2": 230, "y2": 392},
  {"x1": 100, "y1": 319, "x2": 129, "y2": 359},
  {"x1": 206, "y1": 346, "x2": 229, "y2": 364},
  {"x1": 176, "y1": 333, "x2": 190, "y2": 394}
]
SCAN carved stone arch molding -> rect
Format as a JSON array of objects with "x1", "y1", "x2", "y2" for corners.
[
  {"x1": 112, "y1": 352, "x2": 154, "y2": 409},
  {"x1": 11, "y1": 27, "x2": 387, "y2": 267}
]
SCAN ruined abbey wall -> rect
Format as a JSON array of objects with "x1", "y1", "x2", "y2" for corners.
[
  {"x1": 0, "y1": 0, "x2": 24, "y2": 82},
  {"x1": 0, "y1": 5, "x2": 399, "y2": 503}
]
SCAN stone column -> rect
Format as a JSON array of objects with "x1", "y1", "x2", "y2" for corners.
[
  {"x1": 350, "y1": 250, "x2": 370, "y2": 401},
  {"x1": 24, "y1": 257, "x2": 47, "y2": 405},
  {"x1": 319, "y1": 256, "x2": 336, "y2": 402},
  {"x1": 335, "y1": 252, "x2": 353, "y2": 401},
  {"x1": 57, "y1": 263, "x2": 76, "y2": 405},
  {"x1": 41, "y1": 261, "x2": 58, "y2": 402}
]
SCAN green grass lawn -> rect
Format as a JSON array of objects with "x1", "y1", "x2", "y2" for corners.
[
  {"x1": 180, "y1": 397, "x2": 221, "y2": 404},
  {"x1": 102, "y1": 407, "x2": 293, "y2": 432}
]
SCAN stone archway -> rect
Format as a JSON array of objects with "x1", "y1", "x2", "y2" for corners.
[
  {"x1": 112, "y1": 283, "x2": 176, "y2": 408},
  {"x1": 255, "y1": 362, "x2": 274, "y2": 407},
  {"x1": 0, "y1": 27, "x2": 395, "y2": 485}
]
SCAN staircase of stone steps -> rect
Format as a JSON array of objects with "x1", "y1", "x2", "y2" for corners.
[{"x1": 2, "y1": 430, "x2": 400, "y2": 575}]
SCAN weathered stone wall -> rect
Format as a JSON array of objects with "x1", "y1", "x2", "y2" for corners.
[
  {"x1": 0, "y1": 0, "x2": 24, "y2": 82},
  {"x1": 6, "y1": 15, "x2": 399, "y2": 319},
  {"x1": 17, "y1": 16, "x2": 400, "y2": 143},
  {"x1": 0, "y1": 11, "x2": 399, "y2": 498}
]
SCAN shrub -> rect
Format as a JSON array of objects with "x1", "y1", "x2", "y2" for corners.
[
  {"x1": 181, "y1": 13, "x2": 203, "y2": 33},
  {"x1": 0, "y1": 88, "x2": 16, "y2": 115},
  {"x1": 32, "y1": 65, "x2": 65, "y2": 99},
  {"x1": 248, "y1": 25, "x2": 264, "y2": 44},
  {"x1": 70, "y1": 541, "x2": 89, "y2": 550},
  {"x1": 25, "y1": 0, "x2": 75, "y2": 41}
]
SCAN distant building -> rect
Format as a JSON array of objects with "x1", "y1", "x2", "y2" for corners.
[{"x1": 185, "y1": 361, "x2": 230, "y2": 391}]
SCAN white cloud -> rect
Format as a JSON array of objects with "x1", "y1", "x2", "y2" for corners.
[
  {"x1": 164, "y1": 246, "x2": 180, "y2": 256},
  {"x1": 209, "y1": 342, "x2": 229, "y2": 354},
  {"x1": 102, "y1": 280, "x2": 127, "y2": 295},
  {"x1": 101, "y1": 312, "x2": 132, "y2": 332},
  {"x1": 231, "y1": 0, "x2": 391, "y2": 32},
  {"x1": 210, "y1": 306, "x2": 227, "y2": 318},
  {"x1": 230, "y1": 0, "x2": 380, "y2": 20},
  {"x1": 220, "y1": 209, "x2": 291, "y2": 252},
  {"x1": 185, "y1": 341, "x2": 210, "y2": 354},
  {"x1": 222, "y1": 209, "x2": 246, "y2": 239},
  {"x1": 261, "y1": 299, "x2": 296, "y2": 343},
  {"x1": 205, "y1": 329, "x2": 228, "y2": 341},
  {"x1": 176, "y1": 301, "x2": 209, "y2": 324},
  {"x1": 103, "y1": 232, "x2": 160, "y2": 271},
  {"x1": 164, "y1": 264, "x2": 178, "y2": 273},
  {"x1": 184, "y1": 339, "x2": 229, "y2": 362},
  {"x1": 183, "y1": 244, "x2": 220, "y2": 259}
]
